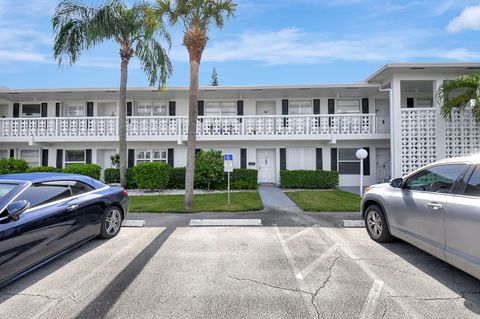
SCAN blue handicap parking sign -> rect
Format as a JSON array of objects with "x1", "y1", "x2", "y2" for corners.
[{"x1": 224, "y1": 154, "x2": 233, "y2": 161}]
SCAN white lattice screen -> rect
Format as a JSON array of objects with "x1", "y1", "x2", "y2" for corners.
[{"x1": 445, "y1": 108, "x2": 480, "y2": 158}]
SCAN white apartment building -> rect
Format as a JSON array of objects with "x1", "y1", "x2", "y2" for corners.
[{"x1": 1, "y1": 63, "x2": 479, "y2": 186}]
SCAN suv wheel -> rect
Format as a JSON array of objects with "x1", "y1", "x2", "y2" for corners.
[{"x1": 364, "y1": 204, "x2": 394, "y2": 243}]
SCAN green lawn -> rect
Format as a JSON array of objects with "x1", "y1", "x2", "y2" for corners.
[
  {"x1": 129, "y1": 192, "x2": 263, "y2": 213},
  {"x1": 285, "y1": 190, "x2": 361, "y2": 212}
]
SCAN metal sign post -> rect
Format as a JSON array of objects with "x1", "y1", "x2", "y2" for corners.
[{"x1": 224, "y1": 154, "x2": 234, "y2": 206}]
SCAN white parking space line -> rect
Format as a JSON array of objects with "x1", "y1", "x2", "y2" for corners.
[
  {"x1": 273, "y1": 226, "x2": 304, "y2": 280},
  {"x1": 359, "y1": 279, "x2": 385, "y2": 319},
  {"x1": 296, "y1": 243, "x2": 340, "y2": 280},
  {"x1": 189, "y1": 219, "x2": 262, "y2": 226},
  {"x1": 342, "y1": 220, "x2": 365, "y2": 228},
  {"x1": 122, "y1": 219, "x2": 146, "y2": 227},
  {"x1": 284, "y1": 228, "x2": 311, "y2": 243}
]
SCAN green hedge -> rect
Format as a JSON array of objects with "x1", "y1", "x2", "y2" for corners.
[
  {"x1": 26, "y1": 166, "x2": 59, "y2": 173},
  {"x1": 194, "y1": 150, "x2": 225, "y2": 190},
  {"x1": 0, "y1": 158, "x2": 28, "y2": 174},
  {"x1": 169, "y1": 167, "x2": 186, "y2": 189},
  {"x1": 104, "y1": 168, "x2": 138, "y2": 189},
  {"x1": 62, "y1": 164, "x2": 102, "y2": 180},
  {"x1": 280, "y1": 170, "x2": 339, "y2": 189},
  {"x1": 134, "y1": 162, "x2": 170, "y2": 191},
  {"x1": 227, "y1": 169, "x2": 258, "y2": 190}
]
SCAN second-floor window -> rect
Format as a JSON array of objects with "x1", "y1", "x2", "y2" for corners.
[
  {"x1": 205, "y1": 101, "x2": 236, "y2": 116},
  {"x1": 136, "y1": 149, "x2": 167, "y2": 164},
  {"x1": 64, "y1": 103, "x2": 85, "y2": 117},
  {"x1": 289, "y1": 101, "x2": 312, "y2": 115},
  {"x1": 337, "y1": 99, "x2": 360, "y2": 114},
  {"x1": 136, "y1": 102, "x2": 166, "y2": 116},
  {"x1": 22, "y1": 104, "x2": 41, "y2": 117}
]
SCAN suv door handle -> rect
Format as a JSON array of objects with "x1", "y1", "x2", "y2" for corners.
[{"x1": 427, "y1": 202, "x2": 443, "y2": 210}]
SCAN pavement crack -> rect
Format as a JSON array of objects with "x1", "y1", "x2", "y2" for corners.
[
  {"x1": 0, "y1": 291, "x2": 63, "y2": 301},
  {"x1": 227, "y1": 275, "x2": 311, "y2": 296},
  {"x1": 381, "y1": 298, "x2": 389, "y2": 319}
]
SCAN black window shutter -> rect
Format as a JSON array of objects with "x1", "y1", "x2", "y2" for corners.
[
  {"x1": 362, "y1": 98, "x2": 369, "y2": 114},
  {"x1": 316, "y1": 148, "x2": 323, "y2": 170},
  {"x1": 56, "y1": 149, "x2": 63, "y2": 169},
  {"x1": 41, "y1": 149, "x2": 48, "y2": 167},
  {"x1": 407, "y1": 98, "x2": 414, "y2": 108},
  {"x1": 237, "y1": 100, "x2": 244, "y2": 115},
  {"x1": 330, "y1": 148, "x2": 337, "y2": 171},
  {"x1": 363, "y1": 147, "x2": 370, "y2": 176},
  {"x1": 85, "y1": 149, "x2": 92, "y2": 164},
  {"x1": 328, "y1": 99, "x2": 335, "y2": 114},
  {"x1": 240, "y1": 148, "x2": 247, "y2": 169},
  {"x1": 127, "y1": 102, "x2": 133, "y2": 116},
  {"x1": 128, "y1": 149, "x2": 135, "y2": 168},
  {"x1": 313, "y1": 99, "x2": 320, "y2": 114},
  {"x1": 13, "y1": 103, "x2": 20, "y2": 118},
  {"x1": 169, "y1": 101, "x2": 176, "y2": 116},
  {"x1": 198, "y1": 100, "x2": 204, "y2": 116},
  {"x1": 280, "y1": 148, "x2": 286, "y2": 170},
  {"x1": 282, "y1": 99, "x2": 289, "y2": 115},
  {"x1": 167, "y1": 148, "x2": 174, "y2": 166},
  {"x1": 87, "y1": 102, "x2": 94, "y2": 117},
  {"x1": 9, "y1": 149, "x2": 14, "y2": 158},
  {"x1": 195, "y1": 148, "x2": 201, "y2": 154},
  {"x1": 41, "y1": 103, "x2": 48, "y2": 117},
  {"x1": 55, "y1": 103, "x2": 61, "y2": 117}
]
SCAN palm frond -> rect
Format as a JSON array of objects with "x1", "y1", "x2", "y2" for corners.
[
  {"x1": 135, "y1": 37, "x2": 173, "y2": 87},
  {"x1": 437, "y1": 73, "x2": 480, "y2": 120}
]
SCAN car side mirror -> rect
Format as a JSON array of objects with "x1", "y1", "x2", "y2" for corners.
[
  {"x1": 6, "y1": 200, "x2": 30, "y2": 221},
  {"x1": 390, "y1": 178, "x2": 403, "y2": 189}
]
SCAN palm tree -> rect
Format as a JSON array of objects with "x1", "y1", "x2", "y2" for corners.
[
  {"x1": 437, "y1": 73, "x2": 480, "y2": 123},
  {"x1": 53, "y1": 0, "x2": 172, "y2": 187},
  {"x1": 154, "y1": 0, "x2": 236, "y2": 209}
]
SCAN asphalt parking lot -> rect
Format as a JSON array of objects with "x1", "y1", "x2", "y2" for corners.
[{"x1": 1, "y1": 212, "x2": 480, "y2": 319}]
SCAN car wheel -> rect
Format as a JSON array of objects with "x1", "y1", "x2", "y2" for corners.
[
  {"x1": 99, "y1": 206, "x2": 123, "y2": 239},
  {"x1": 364, "y1": 204, "x2": 394, "y2": 243}
]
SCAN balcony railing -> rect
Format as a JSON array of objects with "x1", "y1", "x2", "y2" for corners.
[{"x1": 0, "y1": 114, "x2": 389, "y2": 139}]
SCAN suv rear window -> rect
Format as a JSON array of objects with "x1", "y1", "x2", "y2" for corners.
[{"x1": 464, "y1": 166, "x2": 480, "y2": 197}]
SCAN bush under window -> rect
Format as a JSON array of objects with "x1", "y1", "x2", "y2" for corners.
[
  {"x1": 104, "y1": 168, "x2": 137, "y2": 189},
  {"x1": 62, "y1": 164, "x2": 101, "y2": 180},
  {"x1": 194, "y1": 150, "x2": 225, "y2": 190},
  {"x1": 0, "y1": 158, "x2": 29, "y2": 174},
  {"x1": 280, "y1": 170, "x2": 339, "y2": 189},
  {"x1": 26, "y1": 166, "x2": 59, "y2": 173},
  {"x1": 134, "y1": 162, "x2": 170, "y2": 191}
]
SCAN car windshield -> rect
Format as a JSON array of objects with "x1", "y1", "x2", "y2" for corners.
[{"x1": 0, "y1": 183, "x2": 16, "y2": 199}]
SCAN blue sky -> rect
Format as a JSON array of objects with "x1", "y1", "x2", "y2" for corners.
[{"x1": 1, "y1": 0, "x2": 480, "y2": 89}]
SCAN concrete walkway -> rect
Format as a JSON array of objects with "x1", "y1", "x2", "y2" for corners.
[{"x1": 258, "y1": 185, "x2": 302, "y2": 212}]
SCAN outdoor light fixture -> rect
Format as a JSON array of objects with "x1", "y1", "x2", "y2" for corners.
[{"x1": 356, "y1": 148, "x2": 368, "y2": 197}]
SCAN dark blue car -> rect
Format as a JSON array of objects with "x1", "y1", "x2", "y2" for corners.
[{"x1": 0, "y1": 173, "x2": 128, "y2": 287}]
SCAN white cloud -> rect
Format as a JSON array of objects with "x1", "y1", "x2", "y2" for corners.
[
  {"x1": 447, "y1": 5, "x2": 480, "y2": 33},
  {"x1": 169, "y1": 28, "x2": 480, "y2": 65}
]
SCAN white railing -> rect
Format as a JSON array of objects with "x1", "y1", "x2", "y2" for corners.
[{"x1": 0, "y1": 114, "x2": 389, "y2": 138}]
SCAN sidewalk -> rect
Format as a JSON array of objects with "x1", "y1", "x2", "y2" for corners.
[{"x1": 258, "y1": 185, "x2": 302, "y2": 212}]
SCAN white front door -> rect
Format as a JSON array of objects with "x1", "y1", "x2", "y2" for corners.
[
  {"x1": 103, "y1": 149, "x2": 117, "y2": 169},
  {"x1": 257, "y1": 149, "x2": 276, "y2": 183},
  {"x1": 376, "y1": 148, "x2": 391, "y2": 183},
  {"x1": 256, "y1": 101, "x2": 276, "y2": 115},
  {"x1": 375, "y1": 99, "x2": 390, "y2": 133}
]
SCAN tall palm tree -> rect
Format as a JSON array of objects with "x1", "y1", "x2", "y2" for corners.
[
  {"x1": 53, "y1": 0, "x2": 172, "y2": 187},
  {"x1": 437, "y1": 73, "x2": 480, "y2": 123},
  {"x1": 153, "y1": 0, "x2": 236, "y2": 209}
]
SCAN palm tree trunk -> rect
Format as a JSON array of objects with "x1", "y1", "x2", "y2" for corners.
[
  {"x1": 119, "y1": 57, "x2": 129, "y2": 187},
  {"x1": 184, "y1": 58, "x2": 199, "y2": 209}
]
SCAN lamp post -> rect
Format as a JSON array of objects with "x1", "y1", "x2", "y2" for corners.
[{"x1": 356, "y1": 148, "x2": 368, "y2": 197}]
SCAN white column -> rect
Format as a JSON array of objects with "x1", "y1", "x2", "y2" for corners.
[
  {"x1": 390, "y1": 76, "x2": 403, "y2": 178},
  {"x1": 434, "y1": 79, "x2": 446, "y2": 161}
]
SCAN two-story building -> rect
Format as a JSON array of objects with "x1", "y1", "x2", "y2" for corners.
[{"x1": 1, "y1": 63, "x2": 479, "y2": 186}]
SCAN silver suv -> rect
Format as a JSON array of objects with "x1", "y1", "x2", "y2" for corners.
[{"x1": 361, "y1": 154, "x2": 480, "y2": 279}]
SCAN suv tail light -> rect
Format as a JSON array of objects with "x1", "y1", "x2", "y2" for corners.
[{"x1": 122, "y1": 189, "x2": 128, "y2": 196}]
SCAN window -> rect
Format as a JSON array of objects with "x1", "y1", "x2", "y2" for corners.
[
  {"x1": 338, "y1": 149, "x2": 360, "y2": 174},
  {"x1": 22, "y1": 104, "x2": 41, "y2": 117},
  {"x1": 464, "y1": 166, "x2": 480, "y2": 197},
  {"x1": 69, "y1": 181, "x2": 95, "y2": 195},
  {"x1": 416, "y1": 99, "x2": 433, "y2": 108},
  {"x1": 136, "y1": 149, "x2": 167, "y2": 164},
  {"x1": 65, "y1": 150, "x2": 86, "y2": 166},
  {"x1": 289, "y1": 101, "x2": 312, "y2": 115},
  {"x1": 64, "y1": 103, "x2": 85, "y2": 117},
  {"x1": 0, "y1": 183, "x2": 16, "y2": 199},
  {"x1": 337, "y1": 99, "x2": 360, "y2": 114},
  {"x1": 0, "y1": 150, "x2": 8, "y2": 159},
  {"x1": 205, "y1": 101, "x2": 236, "y2": 116},
  {"x1": 16, "y1": 182, "x2": 72, "y2": 208},
  {"x1": 20, "y1": 149, "x2": 40, "y2": 167},
  {"x1": 404, "y1": 164, "x2": 466, "y2": 193},
  {"x1": 136, "y1": 102, "x2": 167, "y2": 116}
]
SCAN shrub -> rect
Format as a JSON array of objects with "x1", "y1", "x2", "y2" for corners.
[
  {"x1": 62, "y1": 164, "x2": 102, "y2": 180},
  {"x1": 169, "y1": 167, "x2": 186, "y2": 189},
  {"x1": 280, "y1": 170, "x2": 339, "y2": 189},
  {"x1": 26, "y1": 166, "x2": 58, "y2": 173},
  {"x1": 226, "y1": 169, "x2": 258, "y2": 190},
  {"x1": 0, "y1": 158, "x2": 28, "y2": 174},
  {"x1": 134, "y1": 162, "x2": 170, "y2": 191},
  {"x1": 104, "y1": 168, "x2": 138, "y2": 189},
  {"x1": 194, "y1": 150, "x2": 224, "y2": 190}
]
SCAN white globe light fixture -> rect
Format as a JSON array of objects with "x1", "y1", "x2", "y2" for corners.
[{"x1": 356, "y1": 148, "x2": 368, "y2": 197}]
